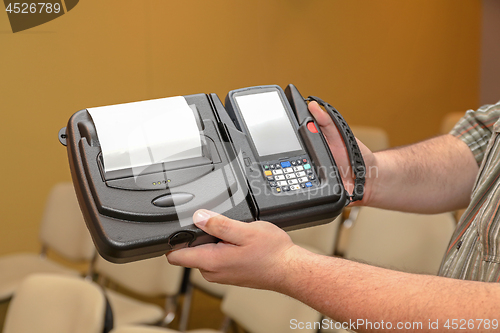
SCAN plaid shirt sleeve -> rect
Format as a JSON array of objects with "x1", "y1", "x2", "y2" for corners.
[{"x1": 450, "y1": 101, "x2": 500, "y2": 166}]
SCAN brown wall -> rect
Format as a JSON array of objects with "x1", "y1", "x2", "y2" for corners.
[
  {"x1": 480, "y1": 0, "x2": 500, "y2": 105},
  {"x1": 0, "y1": 1, "x2": 481, "y2": 255}
]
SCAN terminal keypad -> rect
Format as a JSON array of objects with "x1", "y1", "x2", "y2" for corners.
[{"x1": 261, "y1": 156, "x2": 317, "y2": 193}]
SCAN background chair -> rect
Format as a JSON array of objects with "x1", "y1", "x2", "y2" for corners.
[
  {"x1": 0, "y1": 182, "x2": 95, "y2": 301},
  {"x1": 110, "y1": 326, "x2": 177, "y2": 333},
  {"x1": 112, "y1": 285, "x2": 321, "y2": 333},
  {"x1": 344, "y1": 207, "x2": 456, "y2": 274},
  {"x1": 221, "y1": 286, "x2": 321, "y2": 333},
  {"x1": 179, "y1": 268, "x2": 230, "y2": 331},
  {"x1": 440, "y1": 112, "x2": 465, "y2": 135},
  {"x1": 179, "y1": 217, "x2": 341, "y2": 332},
  {"x1": 287, "y1": 216, "x2": 341, "y2": 256},
  {"x1": 94, "y1": 254, "x2": 184, "y2": 327},
  {"x1": 3, "y1": 274, "x2": 110, "y2": 333},
  {"x1": 350, "y1": 125, "x2": 389, "y2": 152}
]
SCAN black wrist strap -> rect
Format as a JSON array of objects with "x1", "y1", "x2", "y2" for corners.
[{"x1": 306, "y1": 96, "x2": 366, "y2": 203}]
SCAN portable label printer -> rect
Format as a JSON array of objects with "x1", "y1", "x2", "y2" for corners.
[{"x1": 59, "y1": 84, "x2": 365, "y2": 263}]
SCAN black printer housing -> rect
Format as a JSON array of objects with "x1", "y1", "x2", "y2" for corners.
[{"x1": 64, "y1": 85, "x2": 346, "y2": 263}]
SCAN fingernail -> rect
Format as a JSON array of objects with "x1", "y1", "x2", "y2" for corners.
[{"x1": 193, "y1": 209, "x2": 212, "y2": 227}]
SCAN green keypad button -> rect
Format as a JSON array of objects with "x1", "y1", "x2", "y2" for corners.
[{"x1": 303, "y1": 164, "x2": 311, "y2": 170}]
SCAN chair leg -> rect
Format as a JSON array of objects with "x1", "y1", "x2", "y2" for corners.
[
  {"x1": 161, "y1": 295, "x2": 177, "y2": 327},
  {"x1": 219, "y1": 316, "x2": 232, "y2": 333},
  {"x1": 96, "y1": 274, "x2": 108, "y2": 287},
  {"x1": 334, "y1": 207, "x2": 359, "y2": 256},
  {"x1": 178, "y1": 283, "x2": 194, "y2": 332},
  {"x1": 39, "y1": 244, "x2": 48, "y2": 259},
  {"x1": 85, "y1": 252, "x2": 98, "y2": 281},
  {"x1": 343, "y1": 207, "x2": 360, "y2": 229}
]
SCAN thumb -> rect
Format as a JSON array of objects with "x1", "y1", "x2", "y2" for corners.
[
  {"x1": 308, "y1": 101, "x2": 342, "y2": 146},
  {"x1": 193, "y1": 209, "x2": 249, "y2": 245}
]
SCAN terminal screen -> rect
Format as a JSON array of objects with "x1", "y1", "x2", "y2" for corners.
[{"x1": 235, "y1": 91, "x2": 302, "y2": 157}]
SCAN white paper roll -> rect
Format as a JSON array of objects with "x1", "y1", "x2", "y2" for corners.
[{"x1": 88, "y1": 96, "x2": 202, "y2": 174}]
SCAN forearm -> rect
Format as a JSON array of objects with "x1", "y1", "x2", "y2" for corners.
[
  {"x1": 277, "y1": 246, "x2": 500, "y2": 333},
  {"x1": 366, "y1": 134, "x2": 478, "y2": 213}
]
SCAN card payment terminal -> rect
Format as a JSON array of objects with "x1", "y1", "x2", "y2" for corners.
[{"x1": 59, "y1": 84, "x2": 365, "y2": 263}]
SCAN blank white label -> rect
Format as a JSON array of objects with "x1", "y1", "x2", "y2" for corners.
[{"x1": 88, "y1": 96, "x2": 202, "y2": 173}]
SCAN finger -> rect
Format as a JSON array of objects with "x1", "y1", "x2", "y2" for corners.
[
  {"x1": 166, "y1": 244, "x2": 216, "y2": 268},
  {"x1": 193, "y1": 209, "x2": 250, "y2": 246},
  {"x1": 308, "y1": 101, "x2": 333, "y2": 127},
  {"x1": 308, "y1": 101, "x2": 343, "y2": 147}
]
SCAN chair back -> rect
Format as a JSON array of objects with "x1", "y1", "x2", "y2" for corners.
[
  {"x1": 351, "y1": 126, "x2": 389, "y2": 152},
  {"x1": 345, "y1": 207, "x2": 456, "y2": 274},
  {"x1": 39, "y1": 182, "x2": 95, "y2": 261},
  {"x1": 440, "y1": 112, "x2": 465, "y2": 134},
  {"x1": 95, "y1": 255, "x2": 184, "y2": 297},
  {"x1": 287, "y1": 216, "x2": 341, "y2": 255},
  {"x1": 3, "y1": 274, "x2": 108, "y2": 333},
  {"x1": 222, "y1": 286, "x2": 321, "y2": 333}
]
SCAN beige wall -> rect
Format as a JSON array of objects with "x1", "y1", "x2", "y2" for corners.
[{"x1": 0, "y1": 1, "x2": 481, "y2": 256}]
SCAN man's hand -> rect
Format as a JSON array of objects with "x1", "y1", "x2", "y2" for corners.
[
  {"x1": 167, "y1": 212, "x2": 500, "y2": 333},
  {"x1": 166, "y1": 209, "x2": 301, "y2": 290},
  {"x1": 308, "y1": 101, "x2": 376, "y2": 206},
  {"x1": 309, "y1": 101, "x2": 478, "y2": 212}
]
